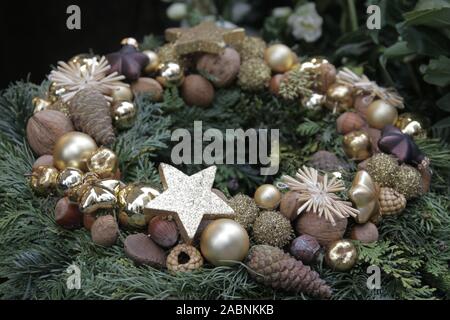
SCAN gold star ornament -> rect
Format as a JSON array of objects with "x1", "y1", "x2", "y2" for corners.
[
  {"x1": 165, "y1": 21, "x2": 245, "y2": 55},
  {"x1": 145, "y1": 164, "x2": 235, "y2": 243}
]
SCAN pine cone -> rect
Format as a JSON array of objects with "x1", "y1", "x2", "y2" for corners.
[
  {"x1": 379, "y1": 187, "x2": 406, "y2": 216},
  {"x1": 69, "y1": 88, "x2": 116, "y2": 146},
  {"x1": 167, "y1": 244, "x2": 203, "y2": 272},
  {"x1": 246, "y1": 245, "x2": 332, "y2": 299}
]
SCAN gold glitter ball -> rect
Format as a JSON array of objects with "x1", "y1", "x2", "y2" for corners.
[{"x1": 145, "y1": 164, "x2": 235, "y2": 243}]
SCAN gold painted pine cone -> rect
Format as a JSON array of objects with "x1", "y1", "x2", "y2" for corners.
[
  {"x1": 167, "y1": 244, "x2": 203, "y2": 272},
  {"x1": 379, "y1": 187, "x2": 407, "y2": 216}
]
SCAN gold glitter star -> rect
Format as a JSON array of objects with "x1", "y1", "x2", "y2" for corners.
[
  {"x1": 145, "y1": 164, "x2": 235, "y2": 243},
  {"x1": 165, "y1": 21, "x2": 245, "y2": 55}
]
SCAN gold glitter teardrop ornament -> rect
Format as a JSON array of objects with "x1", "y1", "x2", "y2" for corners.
[{"x1": 348, "y1": 170, "x2": 380, "y2": 224}]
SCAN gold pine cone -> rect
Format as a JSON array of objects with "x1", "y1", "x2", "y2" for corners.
[
  {"x1": 379, "y1": 187, "x2": 407, "y2": 216},
  {"x1": 167, "y1": 244, "x2": 203, "y2": 272}
]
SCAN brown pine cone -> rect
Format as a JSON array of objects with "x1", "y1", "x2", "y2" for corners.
[
  {"x1": 246, "y1": 245, "x2": 332, "y2": 299},
  {"x1": 167, "y1": 244, "x2": 203, "y2": 272},
  {"x1": 379, "y1": 187, "x2": 407, "y2": 216},
  {"x1": 69, "y1": 88, "x2": 116, "y2": 146}
]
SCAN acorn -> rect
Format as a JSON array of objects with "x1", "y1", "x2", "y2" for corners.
[
  {"x1": 32, "y1": 155, "x2": 54, "y2": 170},
  {"x1": 91, "y1": 215, "x2": 119, "y2": 247},
  {"x1": 290, "y1": 235, "x2": 321, "y2": 264},
  {"x1": 295, "y1": 211, "x2": 347, "y2": 246},
  {"x1": 124, "y1": 233, "x2": 166, "y2": 268},
  {"x1": 279, "y1": 191, "x2": 301, "y2": 221},
  {"x1": 148, "y1": 216, "x2": 179, "y2": 248},
  {"x1": 181, "y1": 75, "x2": 215, "y2": 108},
  {"x1": 131, "y1": 77, "x2": 163, "y2": 102},
  {"x1": 83, "y1": 212, "x2": 97, "y2": 231},
  {"x1": 196, "y1": 48, "x2": 241, "y2": 88},
  {"x1": 336, "y1": 112, "x2": 366, "y2": 135},
  {"x1": 269, "y1": 74, "x2": 285, "y2": 96},
  {"x1": 26, "y1": 110, "x2": 74, "y2": 156},
  {"x1": 350, "y1": 222, "x2": 379, "y2": 243},
  {"x1": 55, "y1": 197, "x2": 82, "y2": 230}
]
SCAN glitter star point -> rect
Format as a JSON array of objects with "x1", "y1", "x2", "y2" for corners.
[{"x1": 145, "y1": 164, "x2": 235, "y2": 243}]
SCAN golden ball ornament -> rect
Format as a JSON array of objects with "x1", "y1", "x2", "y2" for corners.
[
  {"x1": 395, "y1": 113, "x2": 428, "y2": 139},
  {"x1": 343, "y1": 130, "x2": 372, "y2": 161},
  {"x1": 200, "y1": 219, "x2": 250, "y2": 267},
  {"x1": 156, "y1": 62, "x2": 184, "y2": 87},
  {"x1": 57, "y1": 168, "x2": 84, "y2": 193},
  {"x1": 68, "y1": 54, "x2": 99, "y2": 68},
  {"x1": 53, "y1": 132, "x2": 98, "y2": 171},
  {"x1": 87, "y1": 147, "x2": 118, "y2": 179},
  {"x1": 142, "y1": 50, "x2": 160, "y2": 74},
  {"x1": 120, "y1": 37, "x2": 139, "y2": 49},
  {"x1": 366, "y1": 100, "x2": 398, "y2": 130},
  {"x1": 30, "y1": 165, "x2": 59, "y2": 195},
  {"x1": 118, "y1": 184, "x2": 161, "y2": 228},
  {"x1": 325, "y1": 240, "x2": 358, "y2": 272},
  {"x1": 325, "y1": 83, "x2": 354, "y2": 113},
  {"x1": 254, "y1": 184, "x2": 282, "y2": 210},
  {"x1": 111, "y1": 86, "x2": 134, "y2": 103},
  {"x1": 112, "y1": 101, "x2": 137, "y2": 130},
  {"x1": 47, "y1": 82, "x2": 67, "y2": 103},
  {"x1": 32, "y1": 97, "x2": 51, "y2": 114},
  {"x1": 264, "y1": 44, "x2": 295, "y2": 73}
]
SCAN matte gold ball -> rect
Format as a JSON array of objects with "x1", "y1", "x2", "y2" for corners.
[
  {"x1": 30, "y1": 165, "x2": 59, "y2": 195},
  {"x1": 264, "y1": 44, "x2": 295, "y2": 73},
  {"x1": 57, "y1": 168, "x2": 84, "y2": 193},
  {"x1": 111, "y1": 86, "x2": 134, "y2": 103},
  {"x1": 254, "y1": 184, "x2": 282, "y2": 210},
  {"x1": 143, "y1": 50, "x2": 160, "y2": 74},
  {"x1": 325, "y1": 83, "x2": 354, "y2": 113},
  {"x1": 395, "y1": 113, "x2": 428, "y2": 139},
  {"x1": 366, "y1": 100, "x2": 398, "y2": 129},
  {"x1": 53, "y1": 132, "x2": 98, "y2": 171},
  {"x1": 112, "y1": 101, "x2": 137, "y2": 130},
  {"x1": 87, "y1": 147, "x2": 118, "y2": 179},
  {"x1": 200, "y1": 219, "x2": 250, "y2": 266},
  {"x1": 157, "y1": 62, "x2": 184, "y2": 87},
  {"x1": 325, "y1": 240, "x2": 358, "y2": 271},
  {"x1": 343, "y1": 130, "x2": 372, "y2": 161}
]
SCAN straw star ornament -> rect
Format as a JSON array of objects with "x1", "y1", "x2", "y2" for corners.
[{"x1": 145, "y1": 164, "x2": 235, "y2": 243}]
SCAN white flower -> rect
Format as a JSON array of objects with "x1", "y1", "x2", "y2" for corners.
[
  {"x1": 272, "y1": 6, "x2": 292, "y2": 18},
  {"x1": 287, "y1": 3, "x2": 323, "y2": 43},
  {"x1": 167, "y1": 3, "x2": 188, "y2": 21}
]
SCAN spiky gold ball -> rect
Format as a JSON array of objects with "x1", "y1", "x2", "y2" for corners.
[
  {"x1": 366, "y1": 153, "x2": 398, "y2": 187},
  {"x1": 239, "y1": 36, "x2": 267, "y2": 61},
  {"x1": 252, "y1": 211, "x2": 294, "y2": 248},
  {"x1": 392, "y1": 164, "x2": 422, "y2": 200},
  {"x1": 238, "y1": 58, "x2": 271, "y2": 91},
  {"x1": 228, "y1": 194, "x2": 260, "y2": 231}
]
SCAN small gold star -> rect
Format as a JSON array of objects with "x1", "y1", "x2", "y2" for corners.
[
  {"x1": 145, "y1": 164, "x2": 235, "y2": 243},
  {"x1": 165, "y1": 21, "x2": 245, "y2": 55}
]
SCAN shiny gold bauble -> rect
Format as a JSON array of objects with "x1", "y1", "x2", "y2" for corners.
[
  {"x1": 118, "y1": 184, "x2": 160, "y2": 229},
  {"x1": 254, "y1": 184, "x2": 282, "y2": 210},
  {"x1": 78, "y1": 184, "x2": 117, "y2": 215},
  {"x1": 48, "y1": 82, "x2": 67, "y2": 103},
  {"x1": 111, "y1": 86, "x2": 134, "y2": 103},
  {"x1": 156, "y1": 62, "x2": 184, "y2": 87},
  {"x1": 111, "y1": 101, "x2": 137, "y2": 130},
  {"x1": 30, "y1": 165, "x2": 59, "y2": 195},
  {"x1": 57, "y1": 168, "x2": 84, "y2": 193},
  {"x1": 53, "y1": 132, "x2": 98, "y2": 171},
  {"x1": 142, "y1": 50, "x2": 160, "y2": 74},
  {"x1": 200, "y1": 219, "x2": 250, "y2": 267},
  {"x1": 68, "y1": 54, "x2": 99, "y2": 68},
  {"x1": 32, "y1": 97, "x2": 51, "y2": 114},
  {"x1": 366, "y1": 100, "x2": 398, "y2": 129},
  {"x1": 343, "y1": 130, "x2": 372, "y2": 161},
  {"x1": 325, "y1": 83, "x2": 354, "y2": 113},
  {"x1": 302, "y1": 93, "x2": 326, "y2": 111},
  {"x1": 87, "y1": 147, "x2": 118, "y2": 179},
  {"x1": 120, "y1": 37, "x2": 139, "y2": 48},
  {"x1": 325, "y1": 240, "x2": 358, "y2": 272},
  {"x1": 264, "y1": 44, "x2": 295, "y2": 73},
  {"x1": 349, "y1": 170, "x2": 380, "y2": 224},
  {"x1": 395, "y1": 113, "x2": 428, "y2": 139}
]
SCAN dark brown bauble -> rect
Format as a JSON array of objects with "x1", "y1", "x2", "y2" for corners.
[
  {"x1": 295, "y1": 211, "x2": 347, "y2": 246},
  {"x1": 83, "y1": 212, "x2": 97, "y2": 231},
  {"x1": 350, "y1": 222, "x2": 379, "y2": 243},
  {"x1": 315, "y1": 62, "x2": 337, "y2": 94},
  {"x1": 279, "y1": 191, "x2": 301, "y2": 221},
  {"x1": 148, "y1": 216, "x2": 179, "y2": 248},
  {"x1": 69, "y1": 88, "x2": 116, "y2": 146},
  {"x1": 32, "y1": 155, "x2": 54, "y2": 170},
  {"x1": 336, "y1": 112, "x2": 366, "y2": 135},
  {"x1": 91, "y1": 215, "x2": 119, "y2": 247},
  {"x1": 124, "y1": 233, "x2": 166, "y2": 268},
  {"x1": 27, "y1": 110, "x2": 74, "y2": 156},
  {"x1": 269, "y1": 74, "x2": 285, "y2": 96},
  {"x1": 181, "y1": 75, "x2": 215, "y2": 108},
  {"x1": 55, "y1": 197, "x2": 82, "y2": 230},
  {"x1": 309, "y1": 150, "x2": 344, "y2": 172},
  {"x1": 196, "y1": 48, "x2": 241, "y2": 88},
  {"x1": 354, "y1": 94, "x2": 375, "y2": 120},
  {"x1": 131, "y1": 77, "x2": 164, "y2": 102},
  {"x1": 290, "y1": 235, "x2": 321, "y2": 264},
  {"x1": 418, "y1": 165, "x2": 432, "y2": 194}
]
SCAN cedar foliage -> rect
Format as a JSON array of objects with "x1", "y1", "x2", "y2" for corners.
[{"x1": 0, "y1": 77, "x2": 449, "y2": 300}]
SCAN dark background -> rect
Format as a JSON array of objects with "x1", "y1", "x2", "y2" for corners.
[{"x1": 0, "y1": 0, "x2": 282, "y2": 89}]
